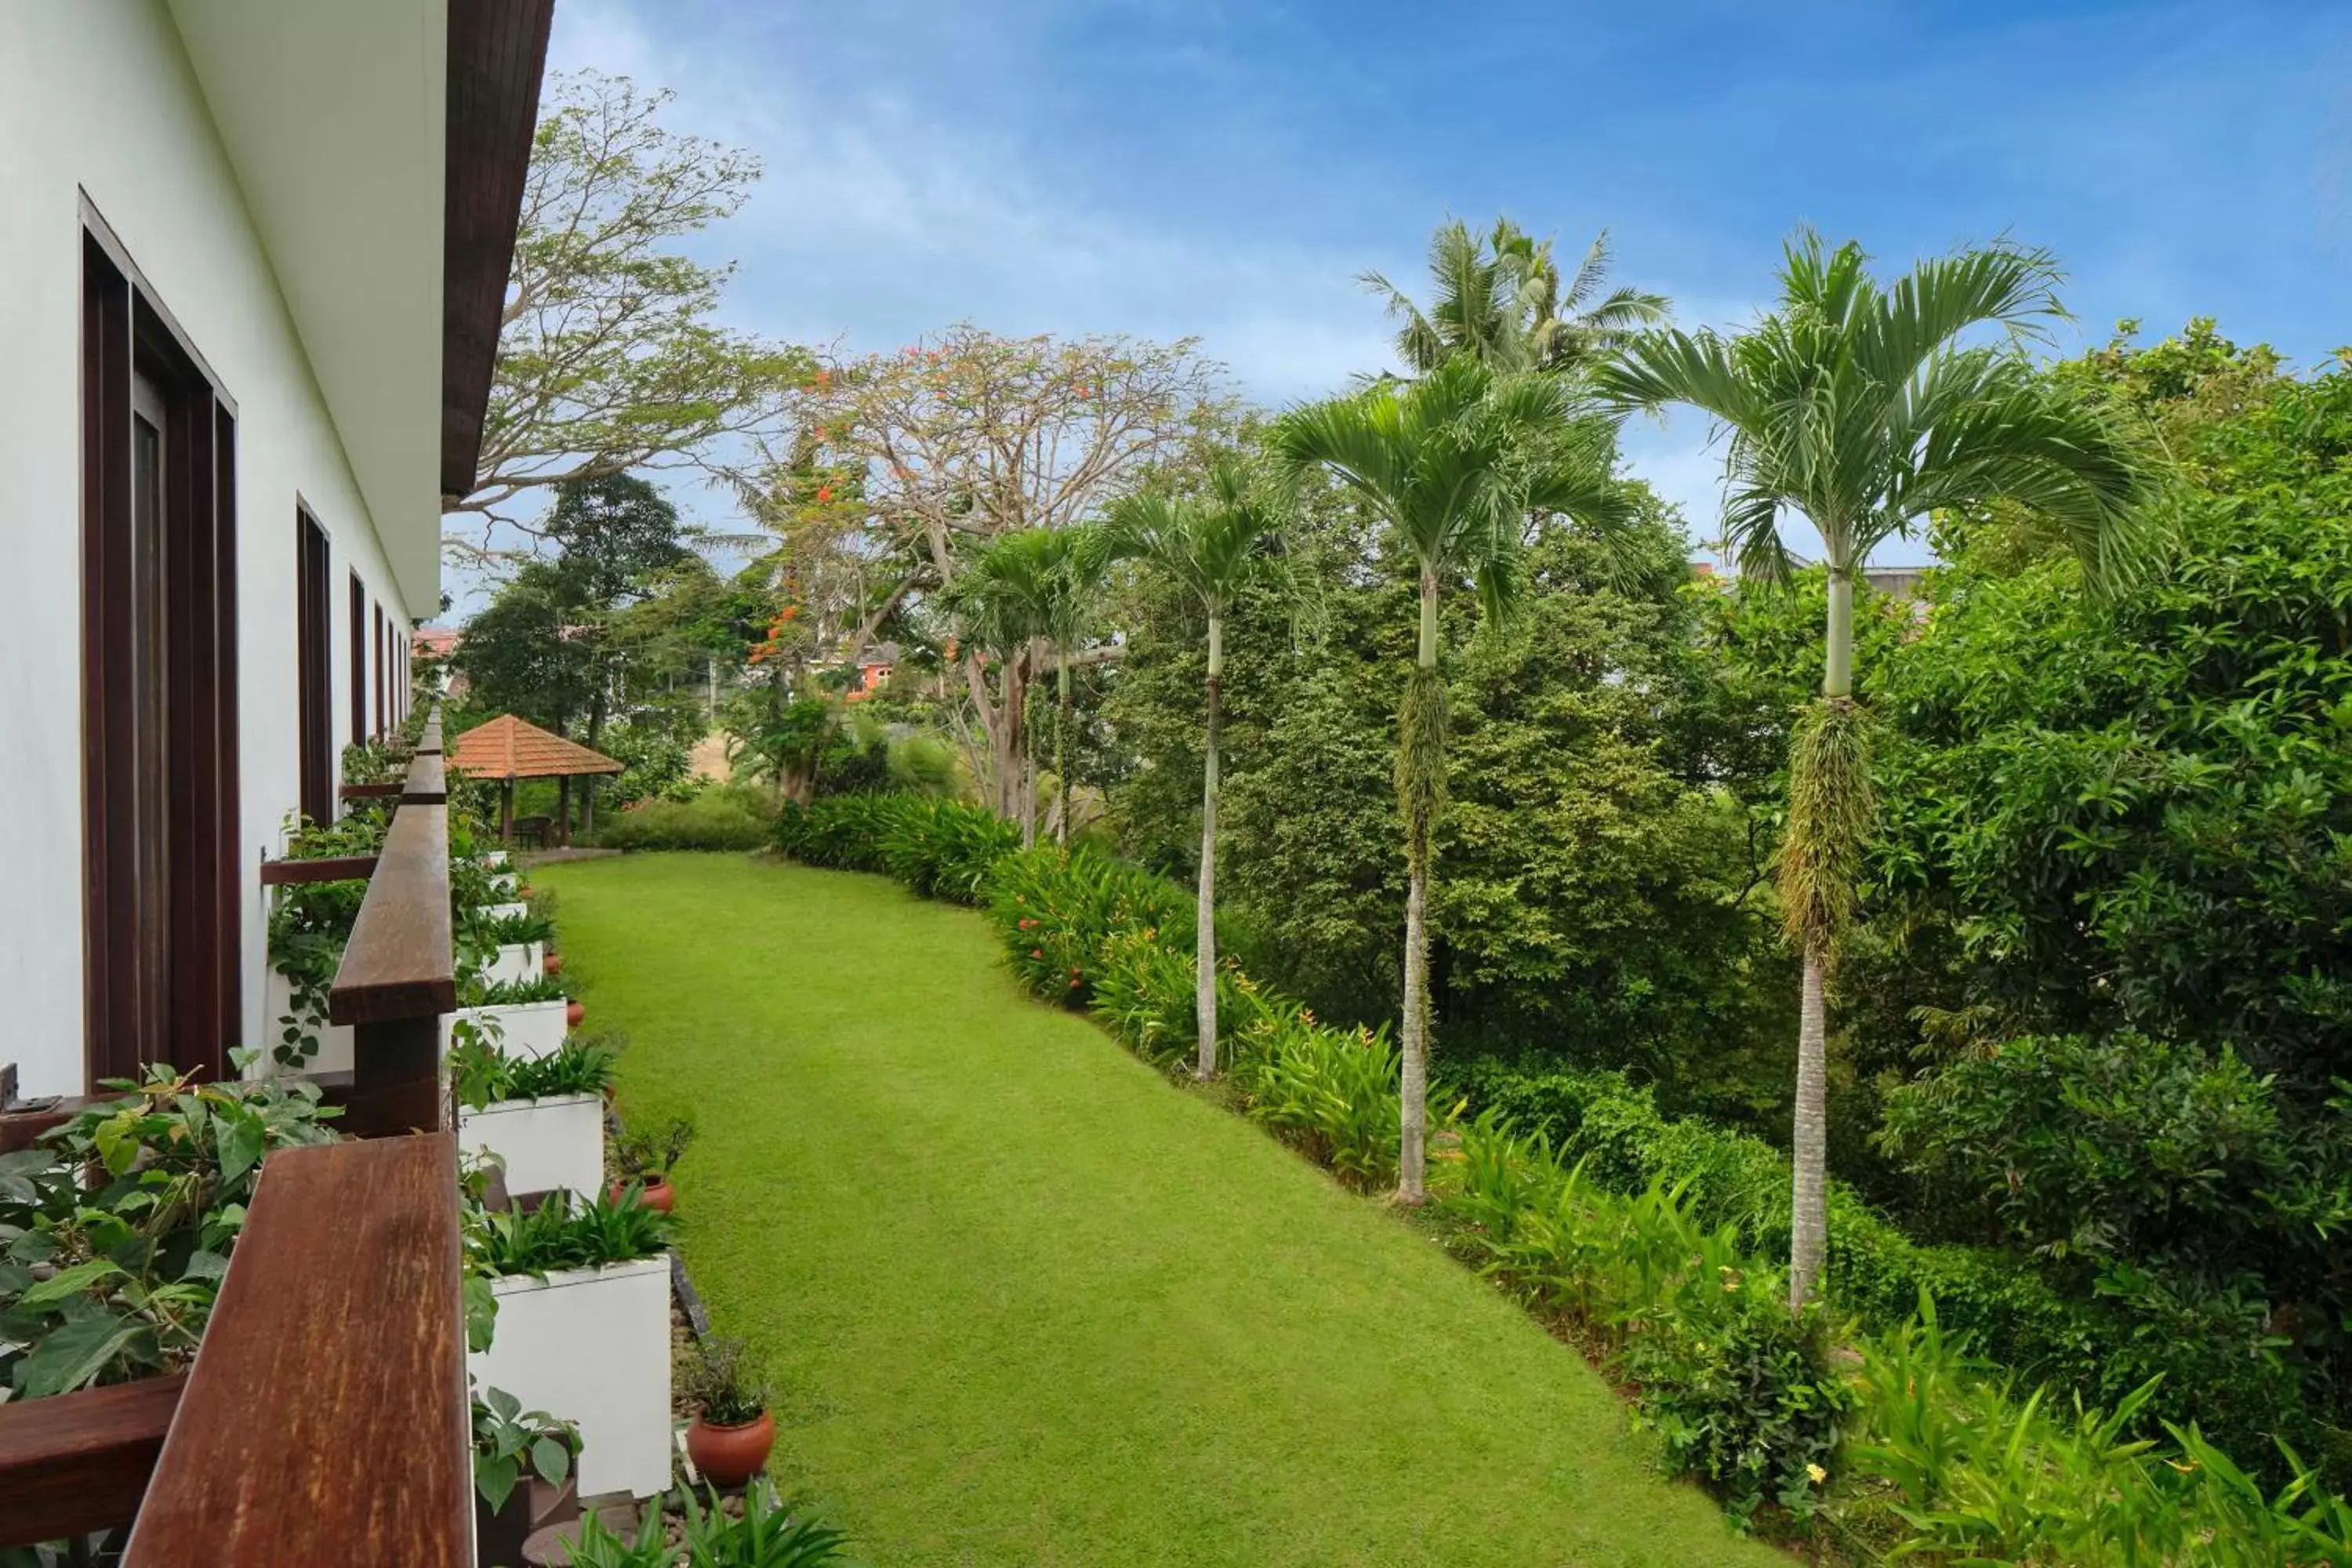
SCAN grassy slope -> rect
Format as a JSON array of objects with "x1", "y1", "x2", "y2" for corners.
[{"x1": 535, "y1": 853, "x2": 1777, "y2": 1568}]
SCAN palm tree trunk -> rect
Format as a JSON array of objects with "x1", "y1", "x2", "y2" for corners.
[
  {"x1": 1788, "y1": 565, "x2": 1854, "y2": 1311},
  {"x1": 1396, "y1": 574, "x2": 1443, "y2": 1206},
  {"x1": 1195, "y1": 613, "x2": 1222, "y2": 1080},
  {"x1": 1789, "y1": 934, "x2": 1829, "y2": 1310},
  {"x1": 1055, "y1": 658, "x2": 1072, "y2": 848}
]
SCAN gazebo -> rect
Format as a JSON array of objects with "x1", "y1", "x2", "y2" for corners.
[{"x1": 448, "y1": 713, "x2": 622, "y2": 845}]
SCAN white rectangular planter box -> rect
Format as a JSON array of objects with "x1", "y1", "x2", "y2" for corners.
[
  {"x1": 469, "y1": 1257, "x2": 671, "y2": 1500},
  {"x1": 458, "y1": 1093, "x2": 602, "y2": 1202},
  {"x1": 485, "y1": 941, "x2": 545, "y2": 985},
  {"x1": 484, "y1": 850, "x2": 510, "y2": 869},
  {"x1": 478, "y1": 902, "x2": 529, "y2": 922},
  {"x1": 489, "y1": 871, "x2": 520, "y2": 897},
  {"x1": 260, "y1": 967, "x2": 353, "y2": 1076},
  {"x1": 445, "y1": 1000, "x2": 568, "y2": 1062}
]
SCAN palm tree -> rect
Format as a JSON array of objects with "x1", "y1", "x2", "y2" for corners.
[
  {"x1": 1603, "y1": 230, "x2": 2158, "y2": 1309},
  {"x1": 1269, "y1": 355, "x2": 1629, "y2": 1203},
  {"x1": 1105, "y1": 455, "x2": 1298, "y2": 1080},
  {"x1": 947, "y1": 526, "x2": 1112, "y2": 845},
  {"x1": 1363, "y1": 217, "x2": 1669, "y2": 376}
]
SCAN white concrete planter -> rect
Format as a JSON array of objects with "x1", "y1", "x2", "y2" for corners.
[
  {"x1": 445, "y1": 1000, "x2": 568, "y2": 1061},
  {"x1": 261, "y1": 966, "x2": 353, "y2": 1075},
  {"x1": 489, "y1": 871, "x2": 520, "y2": 896},
  {"x1": 484, "y1": 850, "x2": 510, "y2": 869},
  {"x1": 478, "y1": 902, "x2": 530, "y2": 922},
  {"x1": 469, "y1": 1257, "x2": 671, "y2": 1500},
  {"x1": 485, "y1": 941, "x2": 545, "y2": 985},
  {"x1": 458, "y1": 1092, "x2": 602, "y2": 1202}
]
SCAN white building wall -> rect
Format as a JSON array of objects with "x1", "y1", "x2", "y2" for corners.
[{"x1": 0, "y1": 2, "x2": 422, "y2": 1097}]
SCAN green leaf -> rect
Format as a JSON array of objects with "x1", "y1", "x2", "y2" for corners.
[
  {"x1": 530, "y1": 1434, "x2": 572, "y2": 1487},
  {"x1": 474, "y1": 1450, "x2": 520, "y2": 1512},
  {"x1": 216, "y1": 1114, "x2": 267, "y2": 1189},
  {"x1": 180, "y1": 1250, "x2": 231, "y2": 1283},
  {"x1": 14, "y1": 1310, "x2": 147, "y2": 1396},
  {"x1": 17, "y1": 1258, "x2": 128, "y2": 1308}
]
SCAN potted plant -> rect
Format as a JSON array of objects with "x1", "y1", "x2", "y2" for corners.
[
  {"x1": 465, "y1": 1190, "x2": 674, "y2": 1500},
  {"x1": 452, "y1": 1032, "x2": 614, "y2": 1203},
  {"x1": 609, "y1": 1114, "x2": 695, "y2": 1214},
  {"x1": 444, "y1": 973, "x2": 572, "y2": 1060},
  {"x1": 567, "y1": 998, "x2": 587, "y2": 1029},
  {"x1": 471, "y1": 1383, "x2": 579, "y2": 1566},
  {"x1": 681, "y1": 1335, "x2": 775, "y2": 1488}
]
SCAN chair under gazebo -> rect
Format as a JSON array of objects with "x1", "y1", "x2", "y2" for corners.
[{"x1": 448, "y1": 713, "x2": 623, "y2": 846}]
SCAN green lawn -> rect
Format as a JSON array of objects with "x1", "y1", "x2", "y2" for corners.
[{"x1": 533, "y1": 853, "x2": 1777, "y2": 1567}]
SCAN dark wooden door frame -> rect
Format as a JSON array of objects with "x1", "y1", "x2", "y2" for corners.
[
  {"x1": 296, "y1": 509, "x2": 333, "y2": 826},
  {"x1": 81, "y1": 217, "x2": 242, "y2": 1091}
]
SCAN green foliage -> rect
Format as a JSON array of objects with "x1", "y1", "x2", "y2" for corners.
[
  {"x1": 1226, "y1": 996, "x2": 1403, "y2": 1191},
  {"x1": 471, "y1": 1383, "x2": 579, "y2": 1512},
  {"x1": 265, "y1": 810, "x2": 390, "y2": 1067},
  {"x1": 462, "y1": 973, "x2": 569, "y2": 1006},
  {"x1": 451, "y1": 1037, "x2": 616, "y2": 1110},
  {"x1": 467, "y1": 1188, "x2": 672, "y2": 1278},
  {"x1": 0, "y1": 1067, "x2": 341, "y2": 1397},
  {"x1": 614, "y1": 1115, "x2": 696, "y2": 1182},
  {"x1": 677, "y1": 1482, "x2": 857, "y2": 1566},
  {"x1": 682, "y1": 1334, "x2": 772, "y2": 1427},
  {"x1": 1447, "y1": 1112, "x2": 1848, "y2": 1523},
  {"x1": 984, "y1": 845, "x2": 1193, "y2": 1007},
  {"x1": 597, "y1": 784, "x2": 778, "y2": 851}
]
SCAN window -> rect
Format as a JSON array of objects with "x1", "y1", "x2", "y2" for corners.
[
  {"x1": 81, "y1": 227, "x2": 241, "y2": 1089},
  {"x1": 349, "y1": 571, "x2": 365, "y2": 751},
  {"x1": 296, "y1": 511, "x2": 333, "y2": 826}
]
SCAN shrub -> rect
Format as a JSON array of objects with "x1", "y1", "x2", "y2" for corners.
[
  {"x1": 594, "y1": 785, "x2": 775, "y2": 851},
  {"x1": 879, "y1": 798, "x2": 1021, "y2": 905},
  {"x1": 1446, "y1": 1112, "x2": 1847, "y2": 1523},
  {"x1": 466, "y1": 1187, "x2": 671, "y2": 1277},
  {"x1": 983, "y1": 845, "x2": 1192, "y2": 1007},
  {"x1": 1450, "y1": 1060, "x2": 2319, "y2": 1472},
  {"x1": 1227, "y1": 996, "x2": 1403, "y2": 1191}
]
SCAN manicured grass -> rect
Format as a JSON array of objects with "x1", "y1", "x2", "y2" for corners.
[{"x1": 534, "y1": 853, "x2": 1779, "y2": 1567}]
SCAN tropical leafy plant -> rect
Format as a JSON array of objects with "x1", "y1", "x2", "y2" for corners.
[
  {"x1": 613, "y1": 1115, "x2": 696, "y2": 1183},
  {"x1": 0, "y1": 1065, "x2": 342, "y2": 1397},
  {"x1": 677, "y1": 1481, "x2": 856, "y2": 1566},
  {"x1": 471, "y1": 1382, "x2": 580, "y2": 1512},
  {"x1": 467, "y1": 1187, "x2": 671, "y2": 1278}
]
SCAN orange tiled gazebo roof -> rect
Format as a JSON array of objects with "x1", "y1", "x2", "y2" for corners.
[{"x1": 448, "y1": 713, "x2": 623, "y2": 782}]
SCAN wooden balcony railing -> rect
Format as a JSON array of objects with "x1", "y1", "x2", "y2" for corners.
[
  {"x1": 0, "y1": 703, "x2": 470, "y2": 1559},
  {"x1": 122, "y1": 1134, "x2": 471, "y2": 1566}
]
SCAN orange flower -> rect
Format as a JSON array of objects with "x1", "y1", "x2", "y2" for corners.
[{"x1": 816, "y1": 485, "x2": 833, "y2": 503}]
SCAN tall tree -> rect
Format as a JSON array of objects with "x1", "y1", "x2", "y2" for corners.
[
  {"x1": 1363, "y1": 217, "x2": 1668, "y2": 376},
  {"x1": 1603, "y1": 230, "x2": 2158, "y2": 1308},
  {"x1": 543, "y1": 474, "x2": 688, "y2": 750},
  {"x1": 448, "y1": 72, "x2": 804, "y2": 560},
  {"x1": 944, "y1": 524, "x2": 1112, "y2": 844},
  {"x1": 1270, "y1": 356, "x2": 1630, "y2": 1202},
  {"x1": 1106, "y1": 456, "x2": 1298, "y2": 1078},
  {"x1": 778, "y1": 327, "x2": 1232, "y2": 816}
]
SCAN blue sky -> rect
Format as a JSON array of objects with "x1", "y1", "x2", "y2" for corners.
[{"x1": 542, "y1": 0, "x2": 2351, "y2": 569}]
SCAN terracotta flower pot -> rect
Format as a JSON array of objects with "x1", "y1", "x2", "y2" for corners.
[
  {"x1": 685, "y1": 1410, "x2": 775, "y2": 1488},
  {"x1": 543, "y1": 953, "x2": 564, "y2": 977},
  {"x1": 565, "y1": 1000, "x2": 586, "y2": 1028},
  {"x1": 612, "y1": 1175, "x2": 673, "y2": 1213}
]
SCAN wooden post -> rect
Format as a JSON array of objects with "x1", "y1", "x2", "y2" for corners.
[
  {"x1": 499, "y1": 777, "x2": 513, "y2": 840},
  {"x1": 557, "y1": 775, "x2": 572, "y2": 847},
  {"x1": 581, "y1": 775, "x2": 595, "y2": 837}
]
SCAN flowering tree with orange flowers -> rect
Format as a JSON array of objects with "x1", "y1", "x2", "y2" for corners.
[{"x1": 760, "y1": 326, "x2": 1233, "y2": 815}]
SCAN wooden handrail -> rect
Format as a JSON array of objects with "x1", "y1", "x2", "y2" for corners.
[
  {"x1": 123, "y1": 1134, "x2": 470, "y2": 1566},
  {"x1": 418, "y1": 707, "x2": 444, "y2": 755},
  {"x1": 257, "y1": 854, "x2": 379, "y2": 887},
  {"x1": 328, "y1": 761, "x2": 453, "y2": 1137},
  {"x1": 404, "y1": 750, "x2": 448, "y2": 806},
  {"x1": 339, "y1": 780, "x2": 404, "y2": 800},
  {"x1": 0, "y1": 1374, "x2": 185, "y2": 1548}
]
